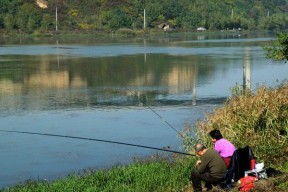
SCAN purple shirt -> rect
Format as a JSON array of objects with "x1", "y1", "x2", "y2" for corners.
[{"x1": 214, "y1": 138, "x2": 236, "y2": 158}]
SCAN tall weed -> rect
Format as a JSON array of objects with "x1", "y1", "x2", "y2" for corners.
[{"x1": 182, "y1": 82, "x2": 288, "y2": 167}]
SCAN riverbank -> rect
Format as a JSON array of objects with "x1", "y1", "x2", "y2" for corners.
[
  {"x1": 0, "y1": 28, "x2": 270, "y2": 38},
  {"x1": 1, "y1": 154, "x2": 287, "y2": 192},
  {"x1": 1, "y1": 154, "x2": 194, "y2": 192}
]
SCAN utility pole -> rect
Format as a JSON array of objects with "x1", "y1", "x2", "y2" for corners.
[
  {"x1": 56, "y1": 7, "x2": 58, "y2": 31},
  {"x1": 144, "y1": 8, "x2": 146, "y2": 30},
  {"x1": 143, "y1": 0, "x2": 146, "y2": 33}
]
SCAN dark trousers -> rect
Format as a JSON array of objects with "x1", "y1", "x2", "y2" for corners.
[{"x1": 190, "y1": 169, "x2": 223, "y2": 192}]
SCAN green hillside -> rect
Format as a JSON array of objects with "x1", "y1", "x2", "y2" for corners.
[{"x1": 0, "y1": 0, "x2": 287, "y2": 33}]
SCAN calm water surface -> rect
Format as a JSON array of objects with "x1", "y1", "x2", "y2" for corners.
[{"x1": 0, "y1": 32, "x2": 287, "y2": 188}]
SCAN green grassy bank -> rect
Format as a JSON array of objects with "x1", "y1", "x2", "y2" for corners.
[
  {"x1": 1, "y1": 155, "x2": 195, "y2": 192},
  {"x1": 1, "y1": 155, "x2": 287, "y2": 192},
  {"x1": 1, "y1": 83, "x2": 288, "y2": 192}
]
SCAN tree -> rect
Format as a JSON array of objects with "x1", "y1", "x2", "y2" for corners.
[
  {"x1": 41, "y1": 14, "x2": 54, "y2": 31},
  {"x1": 264, "y1": 32, "x2": 288, "y2": 61},
  {"x1": 0, "y1": 0, "x2": 22, "y2": 30},
  {"x1": 3, "y1": 14, "x2": 15, "y2": 31},
  {"x1": 0, "y1": 0, "x2": 22, "y2": 14},
  {"x1": 16, "y1": 3, "x2": 42, "y2": 32},
  {"x1": 108, "y1": 8, "x2": 132, "y2": 30}
]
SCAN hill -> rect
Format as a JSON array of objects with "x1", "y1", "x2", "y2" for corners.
[{"x1": 0, "y1": 0, "x2": 288, "y2": 34}]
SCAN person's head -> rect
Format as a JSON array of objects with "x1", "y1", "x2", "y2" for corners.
[
  {"x1": 209, "y1": 129, "x2": 223, "y2": 143},
  {"x1": 195, "y1": 143, "x2": 207, "y2": 156}
]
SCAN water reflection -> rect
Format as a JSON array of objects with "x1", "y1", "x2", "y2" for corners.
[
  {"x1": 0, "y1": 34, "x2": 286, "y2": 117},
  {"x1": 56, "y1": 40, "x2": 60, "y2": 68},
  {"x1": 243, "y1": 47, "x2": 251, "y2": 90},
  {"x1": 0, "y1": 53, "x2": 205, "y2": 116}
]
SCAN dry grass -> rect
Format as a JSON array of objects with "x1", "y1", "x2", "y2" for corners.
[{"x1": 183, "y1": 82, "x2": 288, "y2": 167}]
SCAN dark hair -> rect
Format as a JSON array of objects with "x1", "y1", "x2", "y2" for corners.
[
  {"x1": 209, "y1": 129, "x2": 223, "y2": 140},
  {"x1": 195, "y1": 143, "x2": 206, "y2": 152}
]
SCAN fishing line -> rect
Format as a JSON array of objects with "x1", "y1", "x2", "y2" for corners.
[
  {"x1": 144, "y1": 104, "x2": 186, "y2": 139},
  {"x1": 0, "y1": 129, "x2": 195, "y2": 156},
  {"x1": 116, "y1": 52, "x2": 203, "y2": 143},
  {"x1": 122, "y1": 86, "x2": 188, "y2": 141}
]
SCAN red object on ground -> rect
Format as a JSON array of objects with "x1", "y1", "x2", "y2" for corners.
[{"x1": 239, "y1": 176, "x2": 257, "y2": 192}]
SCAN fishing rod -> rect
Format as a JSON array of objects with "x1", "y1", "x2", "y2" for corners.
[{"x1": 0, "y1": 129, "x2": 195, "y2": 156}]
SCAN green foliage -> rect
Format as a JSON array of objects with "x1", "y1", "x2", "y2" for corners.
[
  {"x1": 230, "y1": 83, "x2": 246, "y2": 97},
  {"x1": 182, "y1": 83, "x2": 288, "y2": 167},
  {"x1": 264, "y1": 32, "x2": 288, "y2": 61},
  {"x1": 1, "y1": 156, "x2": 195, "y2": 192},
  {"x1": 3, "y1": 14, "x2": 15, "y2": 31},
  {"x1": 108, "y1": 8, "x2": 133, "y2": 30},
  {"x1": 0, "y1": 0, "x2": 22, "y2": 14},
  {"x1": 0, "y1": 0, "x2": 288, "y2": 33},
  {"x1": 16, "y1": 3, "x2": 42, "y2": 33}
]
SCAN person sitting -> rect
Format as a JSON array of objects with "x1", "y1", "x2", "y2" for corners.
[
  {"x1": 191, "y1": 143, "x2": 227, "y2": 192},
  {"x1": 209, "y1": 129, "x2": 236, "y2": 168}
]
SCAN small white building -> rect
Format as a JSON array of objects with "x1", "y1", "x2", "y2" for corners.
[{"x1": 197, "y1": 27, "x2": 206, "y2": 31}]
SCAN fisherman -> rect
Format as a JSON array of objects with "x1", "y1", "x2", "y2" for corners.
[
  {"x1": 191, "y1": 143, "x2": 227, "y2": 192},
  {"x1": 209, "y1": 129, "x2": 236, "y2": 168}
]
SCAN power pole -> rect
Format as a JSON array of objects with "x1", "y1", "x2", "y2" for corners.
[
  {"x1": 144, "y1": 9, "x2": 146, "y2": 30},
  {"x1": 143, "y1": 0, "x2": 146, "y2": 33},
  {"x1": 56, "y1": 7, "x2": 58, "y2": 31}
]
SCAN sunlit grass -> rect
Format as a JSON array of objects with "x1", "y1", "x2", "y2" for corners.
[{"x1": 1, "y1": 155, "x2": 195, "y2": 192}]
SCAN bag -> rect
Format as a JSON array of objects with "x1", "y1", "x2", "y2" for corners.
[{"x1": 238, "y1": 176, "x2": 257, "y2": 192}]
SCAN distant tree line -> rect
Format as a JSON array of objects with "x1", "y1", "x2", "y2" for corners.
[{"x1": 0, "y1": 0, "x2": 287, "y2": 34}]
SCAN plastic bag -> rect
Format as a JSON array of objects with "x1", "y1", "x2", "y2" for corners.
[{"x1": 238, "y1": 176, "x2": 257, "y2": 192}]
